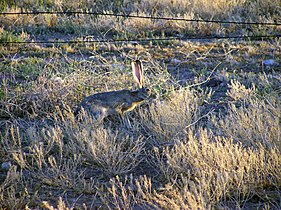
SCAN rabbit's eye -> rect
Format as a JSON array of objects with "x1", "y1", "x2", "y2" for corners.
[{"x1": 143, "y1": 88, "x2": 150, "y2": 94}]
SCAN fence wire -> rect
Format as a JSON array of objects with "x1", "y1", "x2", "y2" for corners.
[
  {"x1": 1, "y1": 11, "x2": 280, "y2": 26},
  {"x1": 1, "y1": 35, "x2": 280, "y2": 45},
  {"x1": 1, "y1": 11, "x2": 280, "y2": 45}
]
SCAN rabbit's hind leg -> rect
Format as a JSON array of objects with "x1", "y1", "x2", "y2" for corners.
[
  {"x1": 88, "y1": 106, "x2": 108, "y2": 125},
  {"x1": 76, "y1": 106, "x2": 108, "y2": 126}
]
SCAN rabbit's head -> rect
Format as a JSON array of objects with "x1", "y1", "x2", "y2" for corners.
[{"x1": 131, "y1": 87, "x2": 150, "y2": 101}]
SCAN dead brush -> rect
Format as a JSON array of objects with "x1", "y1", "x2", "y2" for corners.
[
  {"x1": 0, "y1": 165, "x2": 32, "y2": 210},
  {"x1": 3, "y1": 108, "x2": 146, "y2": 179},
  {"x1": 50, "y1": 108, "x2": 146, "y2": 177},
  {"x1": 98, "y1": 127, "x2": 281, "y2": 209},
  {"x1": 139, "y1": 87, "x2": 212, "y2": 145},
  {"x1": 213, "y1": 95, "x2": 281, "y2": 149},
  {"x1": 226, "y1": 79, "x2": 256, "y2": 101},
  {"x1": 148, "y1": 128, "x2": 281, "y2": 209},
  {"x1": 2, "y1": 122, "x2": 96, "y2": 196},
  {"x1": 0, "y1": 74, "x2": 68, "y2": 118},
  {"x1": 1, "y1": 69, "x2": 93, "y2": 119},
  {"x1": 99, "y1": 175, "x2": 154, "y2": 210}
]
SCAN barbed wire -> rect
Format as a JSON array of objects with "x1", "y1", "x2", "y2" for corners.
[
  {"x1": 1, "y1": 35, "x2": 280, "y2": 45},
  {"x1": 1, "y1": 11, "x2": 280, "y2": 26}
]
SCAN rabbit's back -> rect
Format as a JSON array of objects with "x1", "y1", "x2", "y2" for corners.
[
  {"x1": 78, "y1": 90, "x2": 130, "y2": 116},
  {"x1": 76, "y1": 87, "x2": 149, "y2": 124}
]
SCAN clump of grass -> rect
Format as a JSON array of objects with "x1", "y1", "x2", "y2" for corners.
[
  {"x1": 0, "y1": 30, "x2": 24, "y2": 43},
  {"x1": 0, "y1": 166, "x2": 33, "y2": 209},
  {"x1": 139, "y1": 87, "x2": 212, "y2": 145},
  {"x1": 213, "y1": 95, "x2": 281, "y2": 149},
  {"x1": 0, "y1": 0, "x2": 17, "y2": 12},
  {"x1": 98, "y1": 128, "x2": 281, "y2": 209},
  {"x1": 226, "y1": 79, "x2": 256, "y2": 101},
  {"x1": 99, "y1": 175, "x2": 154, "y2": 209},
  {"x1": 62, "y1": 116, "x2": 146, "y2": 177}
]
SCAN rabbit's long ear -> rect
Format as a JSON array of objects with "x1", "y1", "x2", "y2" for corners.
[{"x1": 132, "y1": 60, "x2": 144, "y2": 88}]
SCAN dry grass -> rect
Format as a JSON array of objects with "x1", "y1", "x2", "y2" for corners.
[
  {"x1": 1, "y1": 76, "x2": 280, "y2": 209},
  {"x1": 0, "y1": 0, "x2": 281, "y2": 209},
  {"x1": 1, "y1": 0, "x2": 280, "y2": 39}
]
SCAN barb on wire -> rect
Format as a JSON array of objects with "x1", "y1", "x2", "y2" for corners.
[
  {"x1": 0, "y1": 34, "x2": 280, "y2": 45},
  {"x1": 0, "y1": 11, "x2": 280, "y2": 26}
]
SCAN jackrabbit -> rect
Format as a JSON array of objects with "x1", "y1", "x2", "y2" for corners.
[{"x1": 76, "y1": 60, "x2": 150, "y2": 124}]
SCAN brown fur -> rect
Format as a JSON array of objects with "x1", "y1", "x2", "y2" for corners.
[{"x1": 76, "y1": 60, "x2": 150, "y2": 123}]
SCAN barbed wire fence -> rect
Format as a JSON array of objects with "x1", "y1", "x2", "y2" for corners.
[
  {"x1": 0, "y1": 11, "x2": 280, "y2": 45},
  {"x1": 1, "y1": 11, "x2": 281, "y2": 26}
]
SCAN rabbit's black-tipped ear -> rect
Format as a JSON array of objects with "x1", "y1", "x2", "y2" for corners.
[{"x1": 132, "y1": 60, "x2": 144, "y2": 88}]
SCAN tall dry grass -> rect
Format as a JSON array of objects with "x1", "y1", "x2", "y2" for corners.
[{"x1": 1, "y1": 80, "x2": 280, "y2": 208}]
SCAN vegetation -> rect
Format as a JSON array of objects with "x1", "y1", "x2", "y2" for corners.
[{"x1": 0, "y1": 0, "x2": 280, "y2": 209}]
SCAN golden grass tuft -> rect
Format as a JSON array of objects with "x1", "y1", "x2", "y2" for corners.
[
  {"x1": 100, "y1": 128, "x2": 281, "y2": 209},
  {"x1": 140, "y1": 87, "x2": 207, "y2": 144},
  {"x1": 214, "y1": 95, "x2": 281, "y2": 149}
]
